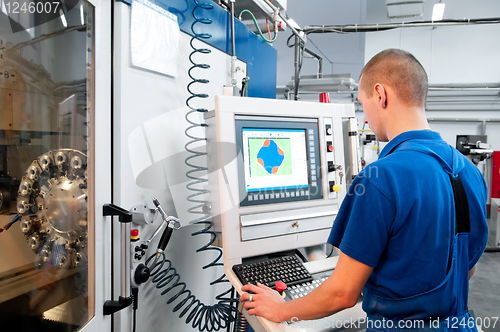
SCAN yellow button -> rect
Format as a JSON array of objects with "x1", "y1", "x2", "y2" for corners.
[{"x1": 332, "y1": 185, "x2": 340, "y2": 192}]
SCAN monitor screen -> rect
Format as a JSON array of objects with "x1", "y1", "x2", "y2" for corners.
[
  {"x1": 235, "y1": 117, "x2": 323, "y2": 207},
  {"x1": 242, "y1": 128, "x2": 309, "y2": 192}
]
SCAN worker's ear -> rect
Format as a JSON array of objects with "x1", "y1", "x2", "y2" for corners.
[{"x1": 374, "y1": 83, "x2": 387, "y2": 109}]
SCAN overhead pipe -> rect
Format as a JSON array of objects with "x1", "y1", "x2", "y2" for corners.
[
  {"x1": 427, "y1": 118, "x2": 500, "y2": 122},
  {"x1": 303, "y1": 17, "x2": 500, "y2": 34},
  {"x1": 230, "y1": 0, "x2": 235, "y2": 57},
  {"x1": 303, "y1": 46, "x2": 323, "y2": 78},
  {"x1": 286, "y1": 84, "x2": 500, "y2": 95},
  {"x1": 429, "y1": 83, "x2": 500, "y2": 89},
  {"x1": 283, "y1": 82, "x2": 500, "y2": 107},
  {"x1": 427, "y1": 118, "x2": 500, "y2": 136},
  {"x1": 430, "y1": 88, "x2": 500, "y2": 91},
  {"x1": 425, "y1": 98, "x2": 500, "y2": 103},
  {"x1": 230, "y1": 0, "x2": 237, "y2": 86},
  {"x1": 293, "y1": 35, "x2": 301, "y2": 100}
]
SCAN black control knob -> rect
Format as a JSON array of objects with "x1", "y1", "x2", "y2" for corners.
[
  {"x1": 328, "y1": 161, "x2": 342, "y2": 172},
  {"x1": 134, "y1": 264, "x2": 150, "y2": 285},
  {"x1": 328, "y1": 161, "x2": 335, "y2": 172}
]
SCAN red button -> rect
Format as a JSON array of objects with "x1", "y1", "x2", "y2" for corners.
[
  {"x1": 131, "y1": 229, "x2": 139, "y2": 237},
  {"x1": 275, "y1": 281, "x2": 287, "y2": 292},
  {"x1": 328, "y1": 145, "x2": 334, "y2": 152}
]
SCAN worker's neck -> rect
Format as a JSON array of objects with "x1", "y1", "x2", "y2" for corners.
[{"x1": 386, "y1": 106, "x2": 430, "y2": 141}]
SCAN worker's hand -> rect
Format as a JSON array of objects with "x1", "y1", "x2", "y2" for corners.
[{"x1": 239, "y1": 283, "x2": 286, "y2": 323}]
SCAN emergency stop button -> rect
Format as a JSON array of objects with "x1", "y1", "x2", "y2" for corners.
[
  {"x1": 131, "y1": 229, "x2": 139, "y2": 241},
  {"x1": 276, "y1": 281, "x2": 287, "y2": 299},
  {"x1": 275, "y1": 281, "x2": 287, "y2": 292}
]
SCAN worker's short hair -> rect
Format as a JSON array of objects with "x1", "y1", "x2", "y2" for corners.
[{"x1": 360, "y1": 49, "x2": 428, "y2": 107}]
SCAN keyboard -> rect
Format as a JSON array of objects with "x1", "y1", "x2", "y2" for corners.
[
  {"x1": 286, "y1": 276, "x2": 328, "y2": 300},
  {"x1": 232, "y1": 255, "x2": 313, "y2": 289}
]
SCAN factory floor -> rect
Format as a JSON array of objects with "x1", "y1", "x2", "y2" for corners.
[
  {"x1": 469, "y1": 251, "x2": 500, "y2": 332},
  {"x1": 468, "y1": 218, "x2": 500, "y2": 332}
]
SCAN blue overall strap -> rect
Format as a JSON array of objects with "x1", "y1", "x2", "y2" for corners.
[
  {"x1": 389, "y1": 140, "x2": 471, "y2": 235},
  {"x1": 450, "y1": 175, "x2": 470, "y2": 235},
  {"x1": 391, "y1": 140, "x2": 471, "y2": 236},
  {"x1": 387, "y1": 141, "x2": 470, "y2": 235},
  {"x1": 448, "y1": 175, "x2": 470, "y2": 273}
]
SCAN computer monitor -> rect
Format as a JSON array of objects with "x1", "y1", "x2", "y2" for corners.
[
  {"x1": 206, "y1": 95, "x2": 353, "y2": 289},
  {"x1": 236, "y1": 118, "x2": 322, "y2": 207}
]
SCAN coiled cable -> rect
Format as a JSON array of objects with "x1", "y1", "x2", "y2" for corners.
[
  {"x1": 147, "y1": 252, "x2": 237, "y2": 331},
  {"x1": 170, "y1": 0, "x2": 238, "y2": 330},
  {"x1": 234, "y1": 311, "x2": 250, "y2": 332}
]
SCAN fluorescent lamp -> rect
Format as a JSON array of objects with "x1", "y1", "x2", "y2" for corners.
[
  {"x1": 60, "y1": 8, "x2": 67, "y2": 27},
  {"x1": 432, "y1": 2, "x2": 445, "y2": 21},
  {"x1": 80, "y1": 5, "x2": 84, "y2": 25}
]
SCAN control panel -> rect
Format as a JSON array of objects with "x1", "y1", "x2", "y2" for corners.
[{"x1": 324, "y1": 118, "x2": 342, "y2": 199}]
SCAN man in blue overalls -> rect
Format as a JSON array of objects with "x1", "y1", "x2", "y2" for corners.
[{"x1": 239, "y1": 49, "x2": 489, "y2": 331}]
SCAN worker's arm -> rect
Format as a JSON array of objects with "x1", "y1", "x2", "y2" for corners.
[
  {"x1": 240, "y1": 250, "x2": 374, "y2": 323},
  {"x1": 469, "y1": 265, "x2": 476, "y2": 279}
]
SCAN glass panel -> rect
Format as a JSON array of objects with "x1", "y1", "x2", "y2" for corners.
[{"x1": 0, "y1": 2, "x2": 94, "y2": 330}]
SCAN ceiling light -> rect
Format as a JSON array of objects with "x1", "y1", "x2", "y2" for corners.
[
  {"x1": 386, "y1": 0, "x2": 424, "y2": 20},
  {"x1": 432, "y1": 2, "x2": 445, "y2": 21}
]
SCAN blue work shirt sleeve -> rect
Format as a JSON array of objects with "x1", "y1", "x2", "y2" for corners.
[
  {"x1": 327, "y1": 175, "x2": 396, "y2": 268},
  {"x1": 467, "y1": 172, "x2": 489, "y2": 271}
]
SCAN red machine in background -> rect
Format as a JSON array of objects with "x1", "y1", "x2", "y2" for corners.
[{"x1": 492, "y1": 151, "x2": 500, "y2": 200}]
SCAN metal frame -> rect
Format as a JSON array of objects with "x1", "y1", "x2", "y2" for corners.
[{"x1": 79, "y1": 0, "x2": 113, "y2": 330}]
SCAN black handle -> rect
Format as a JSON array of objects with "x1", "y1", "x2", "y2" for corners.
[
  {"x1": 158, "y1": 227, "x2": 174, "y2": 252},
  {"x1": 104, "y1": 296, "x2": 133, "y2": 315},
  {"x1": 103, "y1": 203, "x2": 132, "y2": 223},
  {"x1": 102, "y1": 203, "x2": 133, "y2": 315}
]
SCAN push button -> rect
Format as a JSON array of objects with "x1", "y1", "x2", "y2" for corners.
[
  {"x1": 329, "y1": 181, "x2": 339, "y2": 192},
  {"x1": 325, "y1": 124, "x2": 332, "y2": 135}
]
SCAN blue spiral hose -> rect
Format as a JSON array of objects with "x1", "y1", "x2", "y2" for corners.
[
  {"x1": 148, "y1": 1, "x2": 237, "y2": 331},
  {"x1": 146, "y1": 253, "x2": 236, "y2": 331}
]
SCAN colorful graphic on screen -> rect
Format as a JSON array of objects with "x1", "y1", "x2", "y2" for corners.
[
  {"x1": 242, "y1": 128, "x2": 309, "y2": 192},
  {"x1": 250, "y1": 138, "x2": 291, "y2": 176}
]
